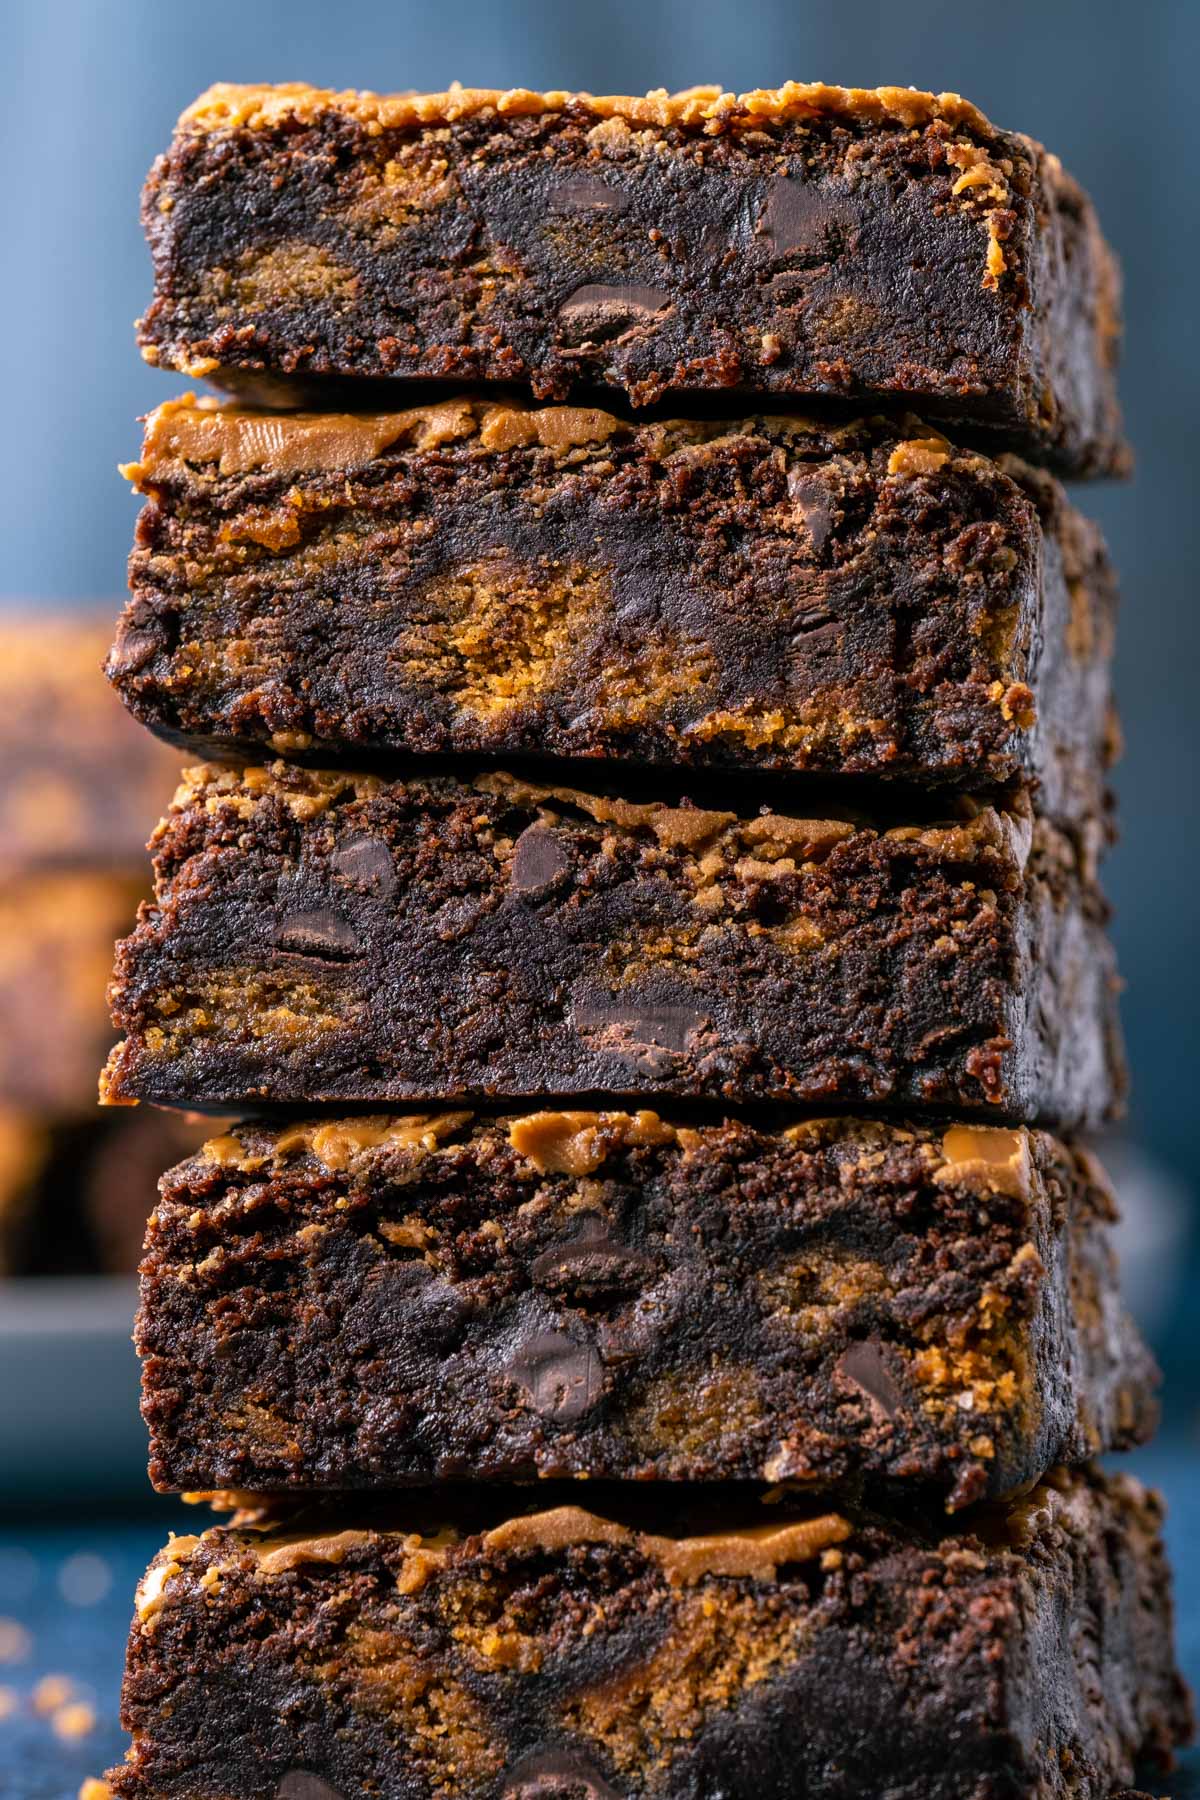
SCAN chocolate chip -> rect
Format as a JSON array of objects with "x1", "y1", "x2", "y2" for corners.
[
  {"x1": 837, "y1": 1340, "x2": 904, "y2": 1419},
  {"x1": 508, "y1": 1331, "x2": 604, "y2": 1422},
  {"x1": 273, "y1": 907, "x2": 362, "y2": 961},
  {"x1": 787, "y1": 472, "x2": 835, "y2": 553},
  {"x1": 558, "y1": 284, "x2": 672, "y2": 346},
  {"x1": 108, "y1": 615, "x2": 165, "y2": 677},
  {"x1": 757, "y1": 177, "x2": 842, "y2": 258},
  {"x1": 512, "y1": 825, "x2": 569, "y2": 893},
  {"x1": 573, "y1": 1000, "x2": 702, "y2": 1054},
  {"x1": 330, "y1": 833, "x2": 396, "y2": 897},
  {"x1": 276, "y1": 1773, "x2": 345, "y2": 1800},
  {"x1": 503, "y1": 1749, "x2": 624, "y2": 1800},
  {"x1": 548, "y1": 179, "x2": 630, "y2": 215},
  {"x1": 532, "y1": 1218, "x2": 654, "y2": 1299}
]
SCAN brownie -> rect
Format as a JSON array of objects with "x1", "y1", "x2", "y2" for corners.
[
  {"x1": 138, "y1": 82, "x2": 1126, "y2": 474},
  {"x1": 106, "y1": 1468, "x2": 1190, "y2": 1800},
  {"x1": 101, "y1": 760, "x2": 1122, "y2": 1124},
  {"x1": 0, "y1": 1106, "x2": 215, "y2": 1278},
  {"x1": 1, "y1": 870, "x2": 147, "y2": 1113},
  {"x1": 112, "y1": 398, "x2": 1118, "y2": 827},
  {"x1": 0, "y1": 613, "x2": 181, "y2": 871},
  {"x1": 137, "y1": 1109, "x2": 1156, "y2": 1507}
]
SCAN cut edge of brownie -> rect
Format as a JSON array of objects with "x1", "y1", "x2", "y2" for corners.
[
  {"x1": 112, "y1": 395, "x2": 1119, "y2": 832},
  {"x1": 138, "y1": 80, "x2": 1126, "y2": 474},
  {"x1": 135, "y1": 1107, "x2": 1158, "y2": 1505},
  {"x1": 106, "y1": 1467, "x2": 1192, "y2": 1800}
]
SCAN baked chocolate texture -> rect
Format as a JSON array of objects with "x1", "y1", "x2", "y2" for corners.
[
  {"x1": 102, "y1": 760, "x2": 1121, "y2": 1124},
  {"x1": 113, "y1": 398, "x2": 1118, "y2": 828},
  {"x1": 138, "y1": 83, "x2": 1126, "y2": 475},
  {"x1": 107, "y1": 1468, "x2": 1190, "y2": 1800},
  {"x1": 138, "y1": 1110, "x2": 1156, "y2": 1507}
]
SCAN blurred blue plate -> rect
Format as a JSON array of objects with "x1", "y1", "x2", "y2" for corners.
[{"x1": 0, "y1": 1279, "x2": 146, "y2": 1502}]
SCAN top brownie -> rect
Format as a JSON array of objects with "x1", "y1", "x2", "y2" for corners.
[{"x1": 139, "y1": 82, "x2": 1125, "y2": 474}]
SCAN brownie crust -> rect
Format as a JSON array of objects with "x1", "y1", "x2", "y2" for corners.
[
  {"x1": 137, "y1": 1110, "x2": 1156, "y2": 1507},
  {"x1": 101, "y1": 761, "x2": 1123, "y2": 1124},
  {"x1": 113, "y1": 398, "x2": 1118, "y2": 826},
  {"x1": 108, "y1": 1470, "x2": 1190, "y2": 1800},
  {"x1": 137, "y1": 83, "x2": 1125, "y2": 475}
]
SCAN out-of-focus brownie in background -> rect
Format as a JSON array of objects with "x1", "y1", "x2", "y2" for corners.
[{"x1": 0, "y1": 611, "x2": 210, "y2": 1276}]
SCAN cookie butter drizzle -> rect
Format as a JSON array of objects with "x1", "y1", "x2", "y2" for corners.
[
  {"x1": 121, "y1": 395, "x2": 626, "y2": 486},
  {"x1": 139, "y1": 1507, "x2": 852, "y2": 1622},
  {"x1": 197, "y1": 1105, "x2": 1036, "y2": 1203},
  {"x1": 122, "y1": 396, "x2": 996, "y2": 490}
]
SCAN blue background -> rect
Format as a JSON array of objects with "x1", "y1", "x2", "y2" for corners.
[{"x1": 0, "y1": 2, "x2": 1196, "y2": 1789}]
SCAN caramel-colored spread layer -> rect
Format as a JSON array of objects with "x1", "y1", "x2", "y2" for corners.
[
  {"x1": 178, "y1": 79, "x2": 1000, "y2": 140},
  {"x1": 481, "y1": 1506, "x2": 851, "y2": 1583},
  {"x1": 164, "y1": 760, "x2": 1035, "y2": 894},
  {"x1": 124, "y1": 397, "x2": 994, "y2": 488},
  {"x1": 195, "y1": 1108, "x2": 1040, "y2": 1204},
  {"x1": 180, "y1": 1506, "x2": 852, "y2": 1597},
  {"x1": 477, "y1": 770, "x2": 1035, "y2": 870},
  {"x1": 123, "y1": 395, "x2": 628, "y2": 485}
]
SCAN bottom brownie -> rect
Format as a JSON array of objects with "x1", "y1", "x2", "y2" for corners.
[{"x1": 109, "y1": 1467, "x2": 1189, "y2": 1800}]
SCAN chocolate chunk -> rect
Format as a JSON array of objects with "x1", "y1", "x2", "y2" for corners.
[
  {"x1": 558, "y1": 284, "x2": 672, "y2": 346},
  {"x1": 787, "y1": 472, "x2": 835, "y2": 552},
  {"x1": 503, "y1": 1749, "x2": 623, "y2": 1800},
  {"x1": 330, "y1": 833, "x2": 397, "y2": 897},
  {"x1": 757, "y1": 177, "x2": 842, "y2": 258},
  {"x1": 512, "y1": 825, "x2": 569, "y2": 893},
  {"x1": 108, "y1": 614, "x2": 165, "y2": 677},
  {"x1": 508, "y1": 1331, "x2": 604, "y2": 1422},
  {"x1": 276, "y1": 1774, "x2": 344, "y2": 1800},
  {"x1": 573, "y1": 999, "x2": 703, "y2": 1054},
  {"x1": 273, "y1": 907, "x2": 362, "y2": 961},
  {"x1": 548, "y1": 179, "x2": 630, "y2": 215},
  {"x1": 837, "y1": 1340, "x2": 904, "y2": 1419},
  {"x1": 531, "y1": 1217, "x2": 654, "y2": 1299}
]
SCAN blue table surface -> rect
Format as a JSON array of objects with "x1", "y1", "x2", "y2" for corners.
[{"x1": 0, "y1": 1447, "x2": 1196, "y2": 1800}]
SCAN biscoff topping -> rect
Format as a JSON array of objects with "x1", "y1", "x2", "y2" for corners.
[
  {"x1": 178, "y1": 80, "x2": 1002, "y2": 140},
  {"x1": 123, "y1": 395, "x2": 626, "y2": 486},
  {"x1": 481, "y1": 1505, "x2": 852, "y2": 1582}
]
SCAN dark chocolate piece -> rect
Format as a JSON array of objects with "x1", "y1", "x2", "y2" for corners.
[
  {"x1": 106, "y1": 1470, "x2": 1192, "y2": 1800},
  {"x1": 102, "y1": 761, "x2": 1123, "y2": 1125},
  {"x1": 138, "y1": 82, "x2": 1126, "y2": 474},
  {"x1": 113, "y1": 400, "x2": 1117, "y2": 827},
  {"x1": 136, "y1": 1111, "x2": 1157, "y2": 1506}
]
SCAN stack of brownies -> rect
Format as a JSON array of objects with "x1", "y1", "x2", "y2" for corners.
[{"x1": 98, "y1": 81, "x2": 1190, "y2": 1799}]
